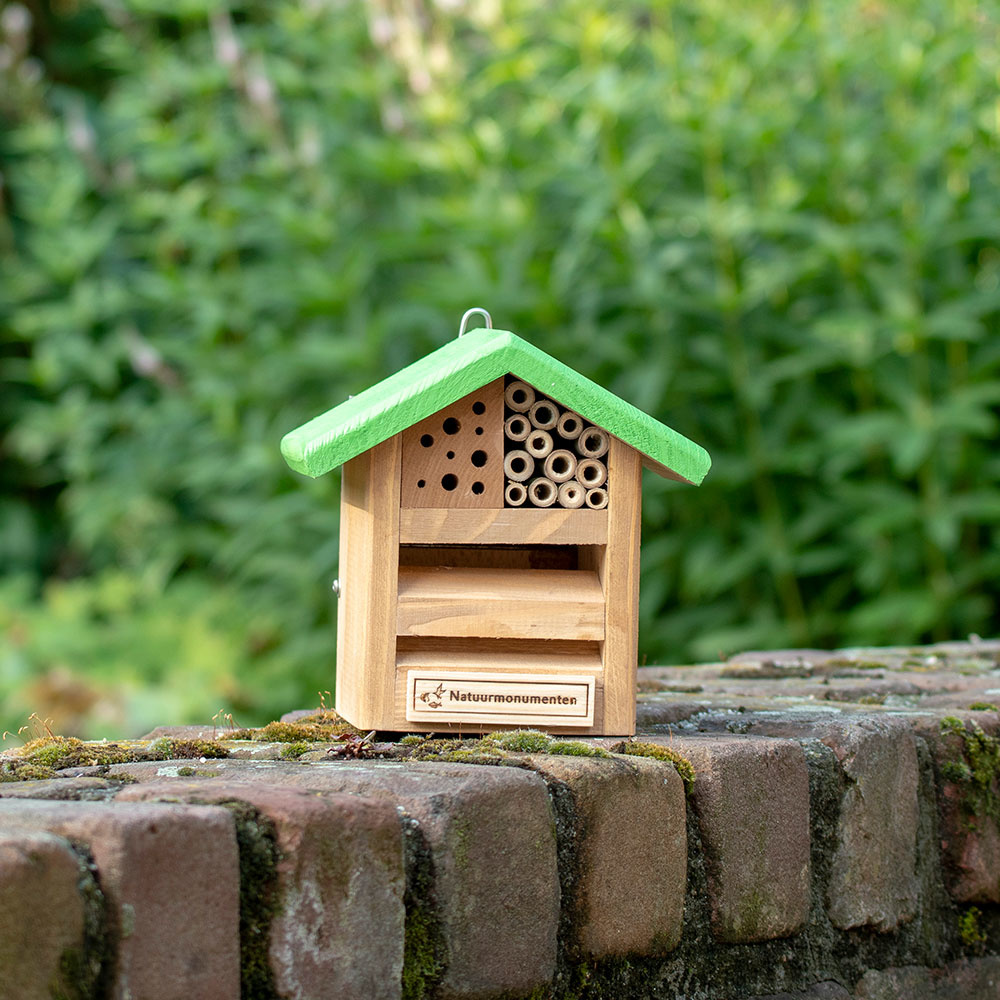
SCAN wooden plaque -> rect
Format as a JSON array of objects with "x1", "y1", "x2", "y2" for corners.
[{"x1": 405, "y1": 670, "x2": 595, "y2": 726}]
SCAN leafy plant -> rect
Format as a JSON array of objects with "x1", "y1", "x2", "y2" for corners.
[{"x1": 2, "y1": 0, "x2": 999, "y2": 735}]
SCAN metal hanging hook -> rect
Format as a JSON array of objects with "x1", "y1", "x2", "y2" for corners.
[{"x1": 458, "y1": 307, "x2": 493, "y2": 338}]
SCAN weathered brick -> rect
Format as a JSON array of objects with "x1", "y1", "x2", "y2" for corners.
[
  {"x1": 913, "y1": 713, "x2": 1000, "y2": 903},
  {"x1": 0, "y1": 831, "x2": 94, "y2": 1000},
  {"x1": 821, "y1": 718, "x2": 920, "y2": 931},
  {"x1": 667, "y1": 734, "x2": 811, "y2": 943},
  {"x1": 854, "y1": 957, "x2": 1000, "y2": 999},
  {"x1": 0, "y1": 798, "x2": 240, "y2": 1000},
  {"x1": 106, "y1": 758, "x2": 559, "y2": 999},
  {"x1": 525, "y1": 753, "x2": 686, "y2": 957},
  {"x1": 703, "y1": 712, "x2": 923, "y2": 933},
  {"x1": 0, "y1": 776, "x2": 114, "y2": 799},
  {"x1": 119, "y1": 780, "x2": 406, "y2": 1000}
]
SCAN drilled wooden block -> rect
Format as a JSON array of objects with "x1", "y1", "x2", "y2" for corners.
[{"x1": 401, "y1": 379, "x2": 504, "y2": 508}]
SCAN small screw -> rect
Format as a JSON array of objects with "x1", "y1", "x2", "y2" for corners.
[{"x1": 332, "y1": 579, "x2": 341, "y2": 596}]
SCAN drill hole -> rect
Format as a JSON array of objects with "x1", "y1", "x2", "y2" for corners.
[
  {"x1": 471, "y1": 450, "x2": 488, "y2": 468},
  {"x1": 420, "y1": 434, "x2": 434, "y2": 448},
  {"x1": 472, "y1": 401, "x2": 486, "y2": 415},
  {"x1": 441, "y1": 474, "x2": 458, "y2": 491},
  {"x1": 447, "y1": 451, "x2": 455, "y2": 459},
  {"x1": 417, "y1": 479, "x2": 426, "y2": 488},
  {"x1": 475, "y1": 427, "x2": 484, "y2": 435},
  {"x1": 442, "y1": 417, "x2": 461, "y2": 435},
  {"x1": 471, "y1": 481, "x2": 485, "y2": 494}
]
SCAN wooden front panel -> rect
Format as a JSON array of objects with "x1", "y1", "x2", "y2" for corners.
[
  {"x1": 396, "y1": 566, "x2": 605, "y2": 641},
  {"x1": 398, "y1": 506, "x2": 608, "y2": 546},
  {"x1": 393, "y1": 638, "x2": 605, "y2": 733},
  {"x1": 400, "y1": 379, "x2": 504, "y2": 508},
  {"x1": 406, "y1": 671, "x2": 596, "y2": 726}
]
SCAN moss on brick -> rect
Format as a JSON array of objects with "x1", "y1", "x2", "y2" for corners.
[
  {"x1": 485, "y1": 729, "x2": 553, "y2": 753},
  {"x1": 399, "y1": 815, "x2": 446, "y2": 1000},
  {"x1": 611, "y1": 741, "x2": 695, "y2": 791},
  {"x1": 279, "y1": 742, "x2": 312, "y2": 760},
  {"x1": 939, "y1": 716, "x2": 1000, "y2": 829},
  {"x1": 253, "y1": 720, "x2": 359, "y2": 743},
  {"x1": 222, "y1": 800, "x2": 282, "y2": 1000},
  {"x1": 403, "y1": 731, "x2": 611, "y2": 765},
  {"x1": 3, "y1": 736, "x2": 230, "y2": 774},
  {"x1": 959, "y1": 906, "x2": 987, "y2": 951},
  {"x1": 547, "y1": 740, "x2": 611, "y2": 759}
]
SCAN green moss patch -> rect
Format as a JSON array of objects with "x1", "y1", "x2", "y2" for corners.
[
  {"x1": 959, "y1": 906, "x2": 987, "y2": 950},
  {"x1": 222, "y1": 801, "x2": 282, "y2": 1000},
  {"x1": 253, "y1": 719, "x2": 360, "y2": 743},
  {"x1": 612, "y1": 740, "x2": 695, "y2": 791},
  {"x1": 939, "y1": 717, "x2": 1000, "y2": 828},
  {"x1": 402, "y1": 730, "x2": 612, "y2": 764},
  {"x1": 2, "y1": 735, "x2": 230, "y2": 778}
]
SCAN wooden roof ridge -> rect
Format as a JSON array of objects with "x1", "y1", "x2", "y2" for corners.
[{"x1": 280, "y1": 327, "x2": 711, "y2": 484}]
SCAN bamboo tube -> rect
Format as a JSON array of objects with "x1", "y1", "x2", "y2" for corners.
[
  {"x1": 528, "y1": 399, "x2": 559, "y2": 430},
  {"x1": 527, "y1": 477, "x2": 558, "y2": 507},
  {"x1": 504, "y1": 414, "x2": 531, "y2": 441},
  {"x1": 505, "y1": 381, "x2": 535, "y2": 412},
  {"x1": 575, "y1": 458, "x2": 607, "y2": 489},
  {"x1": 576, "y1": 427, "x2": 609, "y2": 459},
  {"x1": 558, "y1": 481, "x2": 585, "y2": 508},
  {"x1": 503, "y1": 450, "x2": 535, "y2": 482},
  {"x1": 556, "y1": 411, "x2": 584, "y2": 440},
  {"x1": 543, "y1": 449, "x2": 577, "y2": 483},
  {"x1": 505, "y1": 482, "x2": 527, "y2": 506},
  {"x1": 585, "y1": 487, "x2": 609, "y2": 509},
  {"x1": 525, "y1": 429, "x2": 554, "y2": 459}
]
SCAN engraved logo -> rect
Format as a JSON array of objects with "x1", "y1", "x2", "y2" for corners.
[{"x1": 418, "y1": 682, "x2": 446, "y2": 710}]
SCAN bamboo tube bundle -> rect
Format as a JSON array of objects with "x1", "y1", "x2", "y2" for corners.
[
  {"x1": 503, "y1": 379, "x2": 611, "y2": 507},
  {"x1": 558, "y1": 481, "x2": 585, "y2": 508},
  {"x1": 505, "y1": 482, "x2": 527, "y2": 506},
  {"x1": 575, "y1": 458, "x2": 607, "y2": 489},
  {"x1": 543, "y1": 449, "x2": 576, "y2": 483},
  {"x1": 525, "y1": 429, "x2": 554, "y2": 459},
  {"x1": 585, "y1": 487, "x2": 608, "y2": 509},
  {"x1": 505, "y1": 380, "x2": 535, "y2": 412},
  {"x1": 528, "y1": 399, "x2": 559, "y2": 430},
  {"x1": 556, "y1": 411, "x2": 583, "y2": 440},
  {"x1": 527, "y1": 477, "x2": 558, "y2": 507},
  {"x1": 504, "y1": 450, "x2": 535, "y2": 482},
  {"x1": 576, "y1": 427, "x2": 609, "y2": 459},
  {"x1": 504, "y1": 414, "x2": 531, "y2": 441}
]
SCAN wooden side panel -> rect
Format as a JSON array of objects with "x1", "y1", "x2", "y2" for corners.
[
  {"x1": 335, "y1": 435, "x2": 401, "y2": 729},
  {"x1": 399, "y1": 507, "x2": 608, "y2": 545},
  {"x1": 601, "y1": 436, "x2": 642, "y2": 735},
  {"x1": 400, "y1": 379, "x2": 504, "y2": 508}
]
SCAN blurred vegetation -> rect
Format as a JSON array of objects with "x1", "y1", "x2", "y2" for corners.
[{"x1": 1, "y1": 0, "x2": 999, "y2": 737}]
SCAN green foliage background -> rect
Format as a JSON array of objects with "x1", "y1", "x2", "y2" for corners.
[{"x1": 2, "y1": 0, "x2": 999, "y2": 737}]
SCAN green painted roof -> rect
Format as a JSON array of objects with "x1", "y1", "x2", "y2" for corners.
[{"x1": 280, "y1": 328, "x2": 711, "y2": 484}]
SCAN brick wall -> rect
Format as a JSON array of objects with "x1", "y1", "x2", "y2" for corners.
[{"x1": 2, "y1": 640, "x2": 999, "y2": 999}]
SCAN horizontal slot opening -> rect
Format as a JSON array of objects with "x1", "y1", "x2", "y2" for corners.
[{"x1": 399, "y1": 544, "x2": 580, "y2": 571}]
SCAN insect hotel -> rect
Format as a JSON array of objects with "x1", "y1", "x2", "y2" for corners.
[{"x1": 280, "y1": 315, "x2": 710, "y2": 736}]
